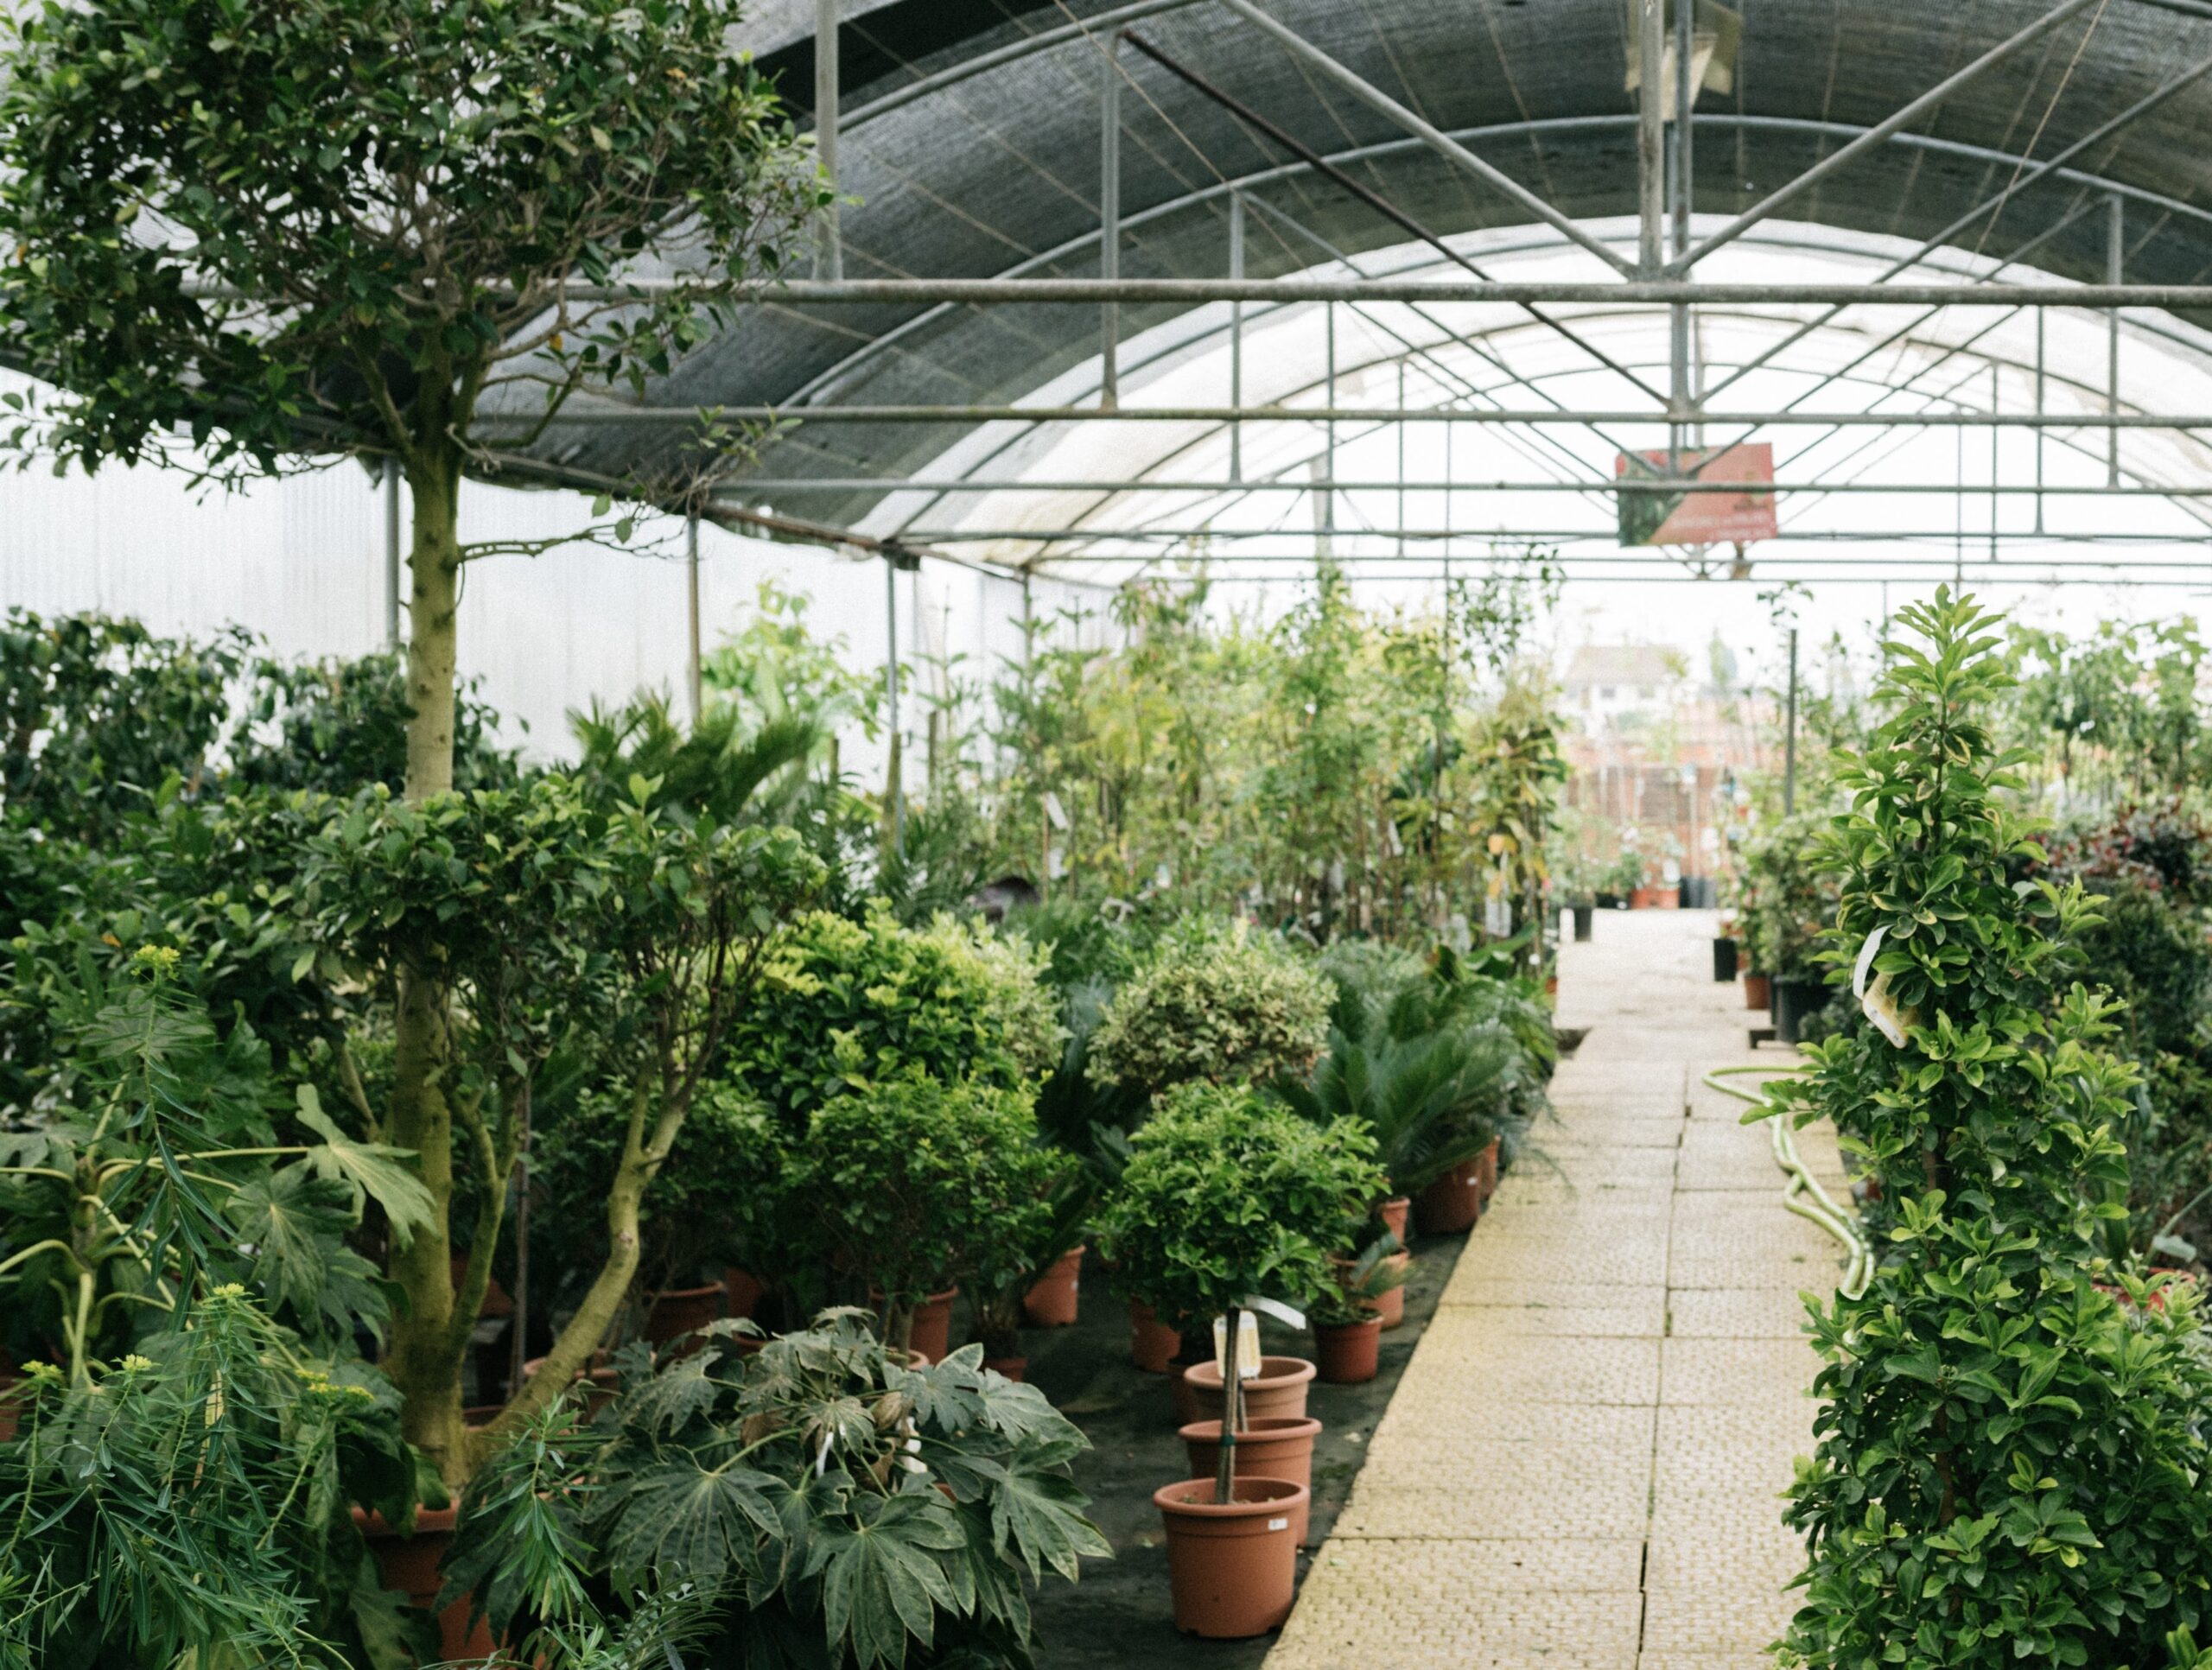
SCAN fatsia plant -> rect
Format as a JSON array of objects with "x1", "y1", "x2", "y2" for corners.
[
  {"x1": 0, "y1": 950, "x2": 434, "y2": 1379},
  {"x1": 0, "y1": 1285, "x2": 422, "y2": 1670},
  {"x1": 446, "y1": 1312, "x2": 1109, "y2": 1670},
  {"x1": 1758, "y1": 589, "x2": 2212, "y2": 1667}
]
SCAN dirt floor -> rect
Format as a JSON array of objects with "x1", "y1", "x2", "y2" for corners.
[{"x1": 1005, "y1": 1220, "x2": 1470, "y2": 1667}]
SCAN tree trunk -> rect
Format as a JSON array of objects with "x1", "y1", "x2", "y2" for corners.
[{"x1": 386, "y1": 438, "x2": 468, "y2": 1483}]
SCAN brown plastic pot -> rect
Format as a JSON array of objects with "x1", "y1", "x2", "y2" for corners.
[
  {"x1": 1744, "y1": 972, "x2": 1772, "y2": 1011},
  {"x1": 1021, "y1": 1245, "x2": 1086, "y2": 1327},
  {"x1": 722, "y1": 1266, "x2": 767, "y2": 1320},
  {"x1": 1474, "y1": 1135, "x2": 1502, "y2": 1204},
  {"x1": 1178, "y1": 1415, "x2": 1322, "y2": 1545},
  {"x1": 352, "y1": 1506, "x2": 498, "y2": 1663},
  {"x1": 1177, "y1": 1356, "x2": 1315, "y2": 1428},
  {"x1": 0, "y1": 1355, "x2": 20, "y2": 1445},
  {"x1": 1153, "y1": 1476, "x2": 1308, "y2": 1638},
  {"x1": 1630, "y1": 886, "x2": 1657, "y2": 909},
  {"x1": 983, "y1": 1355, "x2": 1027, "y2": 1381},
  {"x1": 1129, "y1": 1299, "x2": 1182, "y2": 1374},
  {"x1": 1416, "y1": 1159, "x2": 1483, "y2": 1235},
  {"x1": 1376, "y1": 1197, "x2": 1410, "y2": 1244},
  {"x1": 643, "y1": 1283, "x2": 723, "y2": 1345},
  {"x1": 1313, "y1": 1318, "x2": 1382, "y2": 1383},
  {"x1": 908, "y1": 1288, "x2": 958, "y2": 1362}
]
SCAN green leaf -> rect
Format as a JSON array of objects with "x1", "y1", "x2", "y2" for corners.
[
  {"x1": 291, "y1": 1084, "x2": 437, "y2": 1248},
  {"x1": 806, "y1": 1493, "x2": 964, "y2": 1670}
]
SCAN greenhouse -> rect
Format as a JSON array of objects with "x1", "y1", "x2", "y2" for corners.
[{"x1": 8, "y1": 0, "x2": 2212, "y2": 1666}]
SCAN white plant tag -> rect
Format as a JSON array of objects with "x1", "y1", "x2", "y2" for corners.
[
  {"x1": 1267, "y1": 1517, "x2": 1290, "y2": 1531},
  {"x1": 1243, "y1": 1295, "x2": 1309, "y2": 1331},
  {"x1": 1212, "y1": 1311, "x2": 1262, "y2": 1378},
  {"x1": 1853, "y1": 924, "x2": 1910, "y2": 1047}
]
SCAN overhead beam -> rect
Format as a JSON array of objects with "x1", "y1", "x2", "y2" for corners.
[
  {"x1": 726, "y1": 476, "x2": 2212, "y2": 498},
  {"x1": 1670, "y1": 0, "x2": 2107, "y2": 270},
  {"x1": 592, "y1": 278, "x2": 2212, "y2": 306},
  {"x1": 481, "y1": 403, "x2": 2212, "y2": 429},
  {"x1": 1213, "y1": 0, "x2": 1642, "y2": 276}
]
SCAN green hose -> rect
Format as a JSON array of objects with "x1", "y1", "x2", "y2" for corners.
[{"x1": 1704, "y1": 1064, "x2": 1873, "y2": 1299}]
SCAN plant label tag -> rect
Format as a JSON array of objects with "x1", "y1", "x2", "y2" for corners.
[
  {"x1": 1242, "y1": 1296, "x2": 1309, "y2": 1331},
  {"x1": 1267, "y1": 1517, "x2": 1289, "y2": 1531},
  {"x1": 1212, "y1": 1311, "x2": 1262, "y2": 1377}
]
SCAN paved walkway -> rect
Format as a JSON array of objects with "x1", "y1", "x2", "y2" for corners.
[{"x1": 1268, "y1": 909, "x2": 1851, "y2": 1670}]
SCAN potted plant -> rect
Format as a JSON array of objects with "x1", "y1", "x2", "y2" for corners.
[
  {"x1": 1312, "y1": 1235, "x2": 1407, "y2": 1383},
  {"x1": 444, "y1": 1312, "x2": 1111, "y2": 1665},
  {"x1": 784, "y1": 1073, "x2": 1067, "y2": 1359},
  {"x1": 1098, "y1": 1081, "x2": 1385, "y2": 1638},
  {"x1": 1608, "y1": 845, "x2": 1649, "y2": 909},
  {"x1": 969, "y1": 1166, "x2": 1093, "y2": 1380},
  {"x1": 1556, "y1": 852, "x2": 1599, "y2": 942}
]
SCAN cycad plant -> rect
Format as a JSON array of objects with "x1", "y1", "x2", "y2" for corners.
[{"x1": 1760, "y1": 589, "x2": 2212, "y2": 1666}]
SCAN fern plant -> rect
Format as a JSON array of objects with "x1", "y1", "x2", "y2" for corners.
[{"x1": 1760, "y1": 589, "x2": 2212, "y2": 1667}]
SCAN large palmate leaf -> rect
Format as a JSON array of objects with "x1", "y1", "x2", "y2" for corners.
[
  {"x1": 803, "y1": 1493, "x2": 965, "y2": 1670},
  {"x1": 597, "y1": 1456, "x2": 785, "y2": 1590},
  {"x1": 291, "y1": 1086, "x2": 436, "y2": 1248},
  {"x1": 973, "y1": 1439, "x2": 1110, "y2": 1584},
  {"x1": 226, "y1": 1165, "x2": 391, "y2": 1343}
]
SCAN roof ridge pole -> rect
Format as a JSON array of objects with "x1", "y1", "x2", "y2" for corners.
[
  {"x1": 2108, "y1": 193, "x2": 2124, "y2": 485},
  {"x1": 815, "y1": 0, "x2": 842, "y2": 282},
  {"x1": 1101, "y1": 40, "x2": 1122, "y2": 410},
  {"x1": 1216, "y1": 0, "x2": 1640, "y2": 276},
  {"x1": 1672, "y1": 0, "x2": 2103, "y2": 270},
  {"x1": 1230, "y1": 190, "x2": 1244, "y2": 482},
  {"x1": 1638, "y1": 0, "x2": 1666, "y2": 278}
]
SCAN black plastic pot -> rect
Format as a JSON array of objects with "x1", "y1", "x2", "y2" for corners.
[
  {"x1": 1593, "y1": 892, "x2": 1624, "y2": 911},
  {"x1": 1772, "y1": 978, "x2": 1826, "y2": 1044},
  {"x1": 1572, "y1": 905, "x2": 1594, "y2": 942},
  {"x1": 1712, "y1": 936, "x2": 1739, "y2": 981}
]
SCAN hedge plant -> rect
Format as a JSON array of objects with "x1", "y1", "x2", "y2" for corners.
[
  {"x1": 1085, "y1": 916, "x2": 1331, "y2": 1102},
  {"x1": 1761, "y1": 590, "x2": 2212, "y2": 1667}
]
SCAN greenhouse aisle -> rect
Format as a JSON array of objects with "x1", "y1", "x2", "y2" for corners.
[{"x1": 1266, "y1": 909, "x2": 1852, "y2": 1670}]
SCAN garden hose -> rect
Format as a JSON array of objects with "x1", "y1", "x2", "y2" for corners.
[{"x1": 1703, "y1": 1064, "x2": 1874, "y2": 1299}]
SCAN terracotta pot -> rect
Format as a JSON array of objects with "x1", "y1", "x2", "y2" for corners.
[
  {"x1": 1313, "y1": 1318, "x2": 1382, "y2": 1383},
  {"x1": 1416, "y1": 1159, "x2": 1483, "y2": 1235},
  {"x1": 0, "y1": 1354, "x2": 21, "y2": 1445},
  {"x1": 522, "y1": 1354, "x2": 621, "y2": 1414},
  {"x1": 352, "y1": 1506, "x2": 498, "y2": 1663},
  {"x1": 1544, "y1": 975, "x2": 1560, "y2": 1000},
  {"x1": 983, "y1": 1355, "x2": 1027, "y2": 1381},
  {"x1": 1129, "y1": 1299, "x2": 1181, "y2": 1374},
  {"x1": 1178, "y1": 1415, "x2": 1323, "y2": 1545},
  {"x1": 1653, "y1": 886, "x2": 1681, "y2": 910},
  {"x1": 1630, "y1": 886, "x2": 1656, "y2": 909},
  {"x1": 907, "y1": 1288, "x2": 958, "y2": 1362},
  {"x1": 1153, "y1": 1476, "x2": 1308, "y2": 1638},
  {"x1": 1177, "y1": 1356, "x2": 1316, "y2": 1428},
  {"x1": 1376, "y1": 1197, "x2": 1410, "y2": 1245},
  {"x1": 1474, "y1": 1135, "x2": 1502, "y2": 1204},
  {"x1": 644, "y1": 1283, "x2": 724, "y2": 1345},
  {"x1": 2097, "y1": 1270, "x2": 2198, "y2": 1312},
  {"x1": 448, "y1": 1254, "x2": 515, "y2": 1320},
  {"x1": 1375, "y1": 1252, "x2": 1411, "y2": 1330},
  {"x1": 722, "y1": 1266, "x2": 767, "y2": 1320},
  {"x1": 1022, "y1": 1245, "x2": 1086, "y2": 1327},
  {"x1": 1744, "y1": 972, "x2": 1772, "y2": 1011}
]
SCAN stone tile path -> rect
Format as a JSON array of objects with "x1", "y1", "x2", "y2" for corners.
[{"x1": 1267, "y1": 910, "x2": 1852, "y2": 1670}]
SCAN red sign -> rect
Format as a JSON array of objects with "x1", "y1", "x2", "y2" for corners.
[{"x1": 1614, "y1": 441, "x2": 1778, "y2": 547}]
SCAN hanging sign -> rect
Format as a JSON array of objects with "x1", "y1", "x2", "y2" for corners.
[{"x1": 1615, "y1": 442, "x2": 1778, "y2": 547}]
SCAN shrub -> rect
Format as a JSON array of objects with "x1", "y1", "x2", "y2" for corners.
[
  {"x1": 724, "y1": 906, "x2": 1063, "y2": 1127},
  {"x1": 1763, "y1": 590, "x2": 2212, "y2": 1666},
  {"x1": 1096, "y1": 1081, "x2": 1385, "y2": 1329},
  {"x1": 1085, "y1": 916, "x2": 1331, "y2": 1100},
  {"x1": 784, "y1": 1075, "x2": 1069, "y2": 1346},
  {"x1": 448, "y1": 1315, "x2": 1109, "y2": 1669}
]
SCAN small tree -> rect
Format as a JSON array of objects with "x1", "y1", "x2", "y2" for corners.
[{"x1": 1762, "y1": 590, "x2": 2212, "y2": 1665}]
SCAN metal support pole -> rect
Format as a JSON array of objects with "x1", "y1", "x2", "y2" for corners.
[
  {"x1": 816, "y1": 0, "x2": 842, "y2": 281},
  {"x1": 1100, "y1": 44, "x2": 1121, "y2": 410},
  {"x1": 1638, "y1": 0, "x2": 1666, "y2": 275},
  {"x1": 1397, "y1": 360, "x2": 1408, "y2": 560},
  {"x1": 382, "y1": 458, "x2": 401, "y2": 652},
  {"x1": 1229, "y1": 191, "x2": 1244, "y2": 483},
  {"x1": 1783, "y1": 628, "x2": 1798, "y2": 816},
  {"x1": 686, "y1": 511, "x2": 703, "y2": 725},
  {"x1": 1324, "y1": 302, "x2": 1337, "y2": 545},
  {"x1": 2108, "y1": 193, "x2": 2124, "y2": 485},
  {"x1": 884, "y1": 560, "x2": 905, "y2": 853},
  {"x1": 2034, "y1": 309, "x2": 2046, "y2": 532},
  {"x1": 1669, "y1": 0, "x2": 1694, "y2": 465},
  {"x1": 1989, "y1": 365, "x2": 1999, "y2": 562}
]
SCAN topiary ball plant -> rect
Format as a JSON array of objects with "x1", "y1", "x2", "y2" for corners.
[
  {"x1": 1759, "y1": 588, "x2": 2212, "y2": 1667},
  {"x1": 1096, "y1": 1081, "x2": 1384, "y2": 1492},
  {"x1": 1085, "y1": 916, "x2": 1331, "y2": 1102},
  {"x1": 785, "y1": 1074, "x2": 1069, "y2": 1352}
]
